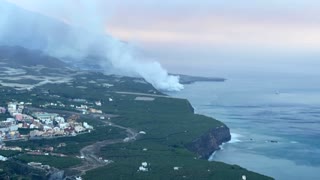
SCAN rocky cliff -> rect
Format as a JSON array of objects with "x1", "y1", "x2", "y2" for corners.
[{"x1": 187, "y1": 125, "x2": 231, "y2": 159}]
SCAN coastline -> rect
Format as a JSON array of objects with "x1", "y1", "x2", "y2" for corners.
[
  {"x1": 186, "y1": 124, "x2": 231, "y2": 159},
  {"x1": 169, "y1": 79, "x2": 320, "y2": 180},
  {"x1": 208, "y1": 132, "x2": 242, "y2": 160}
]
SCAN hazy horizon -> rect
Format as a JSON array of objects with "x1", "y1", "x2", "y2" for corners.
[{"x1": 5, "y1": 0, "x2": 320, "y2": 78}]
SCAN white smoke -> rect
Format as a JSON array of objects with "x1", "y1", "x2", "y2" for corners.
[
  {"x1": 103, "y1": 38, "x2": 183, "y2": 91},
  {"x1": 0, "y1": 0, "x2": 184, "y2": 91}
]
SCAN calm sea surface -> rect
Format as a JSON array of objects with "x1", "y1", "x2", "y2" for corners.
[{"x1": 169, "y1": 75, "x2": 320, "y2": 180}]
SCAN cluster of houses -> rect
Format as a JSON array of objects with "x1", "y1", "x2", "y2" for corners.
[
  {"x1": 0, "y1": 102, "x2": 22, "y2": 140},
  {"x1": 39, "y1": 98, "x2": 107, "y2": 115},
  {"x1": 28, "y1": 162, "x2": 51, "y2": 170},
  {"x1": 0, "y1": 102, "x2": 94, "y2": 141},
  {"x1": 73, "y1": 99, "x2": 112, "y2": 115},
  {"x1": 74, "y1": 104, "x2": 103, "y2": 114}
]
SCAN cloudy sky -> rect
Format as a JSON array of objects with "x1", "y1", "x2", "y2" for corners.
[{"x1": 7, "y1": 0, "x2": 320, "y2": 77}]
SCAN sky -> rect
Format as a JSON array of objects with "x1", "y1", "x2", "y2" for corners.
[{"x1": 7, "y1": 0, "x2": 320, "y2": 77}]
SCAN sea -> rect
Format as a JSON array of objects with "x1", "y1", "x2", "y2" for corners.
[{"x1": 169, "y1": 75, "x2": 320, "y2": 180}]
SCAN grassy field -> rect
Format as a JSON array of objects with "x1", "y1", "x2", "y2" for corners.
[
  {"x1": 16, "y1": 155, "x2": 82, "y2": 169},
  {"x1": 0, "y1": 150, "x2": 22, "y2": 157}
]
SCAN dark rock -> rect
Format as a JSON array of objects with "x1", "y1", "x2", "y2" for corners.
[
  {"x1": 186, "y1": 125, "x2": 231, "y2": 159},
  {"x1": 269, "y1": 140, "x2": 278, "y2": 143}
]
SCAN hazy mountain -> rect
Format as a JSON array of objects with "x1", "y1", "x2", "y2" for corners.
[
  {"x1": 0, "y1": 46, "x2": 66, "y2": 68},
  {"x1": 0, "y1": 0, "x2": 107, "y2": 60}
]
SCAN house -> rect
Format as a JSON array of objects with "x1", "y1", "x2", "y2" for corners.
[
  {"x1": 89, "y1": 108, "x2": 102, "y2": 114},
  {"x1": 30, "y1": 124, "x2": 38, "y2": 129},
  {"x1": 30, "y1": 130, "x2": 44, "y2": 137},
  {"x1": 15, "y1": 113, "x2": 23, "y2": 121},
  {"x1": 43, "y1": 126, "x2": 52, "y2": 131},
  {"x1": 7, "y1": 102, "x2": 17, "y2": 114},
  {"x1": 54, "y1": 117, "x2": 65, "y2": 123},
  {"x1": 32, "y1": 112, "x2": 58, "y2": 121},
  {"x1": 0, "y1": 155, "x2": 7, "y2": 161},
  {"x1": 95, "y1": 101, "x2": 102, "y2": 106},
  {"x1": 0, "y1": 107, "x2": 6, "y2": 114},
  {"x1": 59, "y1": 123, "x2": 69, "y2": 129},
  {"x1": 74, "y1": 125, "x2": 85, "y2": 133},
  {"x1": 139, "y1": 166, "x2": 148, "y2": 172},
  {"x1": 83, "y1": 122, "x2": 93, "y2": 129}
]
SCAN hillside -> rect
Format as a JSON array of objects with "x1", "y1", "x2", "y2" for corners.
[
  {"x1": 0, "y1": 46, "x2": 66, "y2": 68},
  {"x1": 0, "y1": 47, "x2": 273, "y2": 180},
  {"x1": 0, "y1": 0, "x2": 109, "y2": 62}
]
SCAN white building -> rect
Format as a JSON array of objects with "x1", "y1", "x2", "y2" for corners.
[
  {"x1": 43, "y1": 126, "x2": 52, "y2": 131},
  {"x1": 0, "y1": 155, "x2": 8, "y2": 161},
  {"x1": 142, "y1": 162, "x2": 148, "y2": 167},
  {"x1": 95, "y1": 101, "x2": 102, "y2": 106},
  {"x1": 74, "y1": 126, "x2": 85, "y2": 133},
  {"x1": 83, "y1": 122, "x2": 93, "y2": 130},
  {"x1": 59, "y1": 123, "x2": 69, "y2": 129},
  {"x1": 139, "y1": 166, "x2": 148, "y2": 172},
  {"x1": 55, "y1": 117, "x2": 65, "y2": 123},
  {"x1": 7, "y1": 103, "x2": 17, "y2": 114}
]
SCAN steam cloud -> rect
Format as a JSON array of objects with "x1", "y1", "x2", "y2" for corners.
[{"x1": 0, "y1": 0, "x2": 184, "y2": 91}]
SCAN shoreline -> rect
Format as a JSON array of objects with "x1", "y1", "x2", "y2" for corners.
[{"x1": 208, "y1": 132, "x2": 242, "y2": 161}]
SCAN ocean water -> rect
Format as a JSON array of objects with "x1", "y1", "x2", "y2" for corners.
[{"x1": 169, "y1": 75, "x2": 320, "y2": 180}]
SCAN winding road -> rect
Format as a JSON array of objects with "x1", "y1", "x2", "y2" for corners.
[
  {"x1": 26, "y1": 107, "x2": 139, "y2": 178},
  {"x1": 68, "y1": 117, "x2": 139, "y2": 177}
]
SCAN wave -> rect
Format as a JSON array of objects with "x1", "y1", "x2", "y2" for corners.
[
  {"x1": 229, "y1": 132, "x2": 242, "y2": 143},
  {"x1": 208, "y1": 133, "x2": 242, "y2": 161}
]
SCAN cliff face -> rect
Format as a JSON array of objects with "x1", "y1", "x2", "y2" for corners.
[{"x1": 187, "y1": 125, "x2": 231, "y2": 159}]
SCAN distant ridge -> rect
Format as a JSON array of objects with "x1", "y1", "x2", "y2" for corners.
[
  {"x1": 0, "y1": 46, "x2": 66, "y2": 68},
  {"x1": 172, "y1": 74, "x2": 226, "y2": 84}
]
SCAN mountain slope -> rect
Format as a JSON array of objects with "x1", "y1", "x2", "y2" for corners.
[
  {"x1": 0, "y1": 0, "x2": 107, "y2": 59},
  {"x1": 0, "y1": 46, "x2": 66, "y2": 68}
]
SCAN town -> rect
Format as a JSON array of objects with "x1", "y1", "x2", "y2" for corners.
[{"x1": 0, "y1": 101, "x2": 95, "y2": 142}]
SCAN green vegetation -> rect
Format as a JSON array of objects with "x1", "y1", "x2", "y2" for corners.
[
  {"x1": 0, "y1": 150, "x2": 21, "y2": 157},
  {"x1": 103, "y1": 96, "x2": 222, "y2": 145},
  {"x1": 16, "y1": 155, "x2": 82, "y2": 169},
  {"x1": 0, "y1": 56, "x2": 273, "y2": 179},
  {"x1": 86, "y1": 142, "x2": 270, "y2": 180},
  {"x1": 0, "y1": 161, "x2": 46, "y2": 179},
  {"x1": 0, "y1": 113, "x2": 11, "y2": 121},
  {"x1": 82, "y1": 95, "x2": 272, "y2": 180}
]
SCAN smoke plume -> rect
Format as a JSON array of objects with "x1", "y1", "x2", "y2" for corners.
[{"x1": 0, "y1": 0, "x2": 184, "y2": 91}]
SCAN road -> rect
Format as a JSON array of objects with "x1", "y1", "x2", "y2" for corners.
[
  {"x1": 67, "y1": 116, "x2": 139, "y2": 177},
  {"x1": 26, "y1": 106, "x2": 139, "y2": 178}
]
